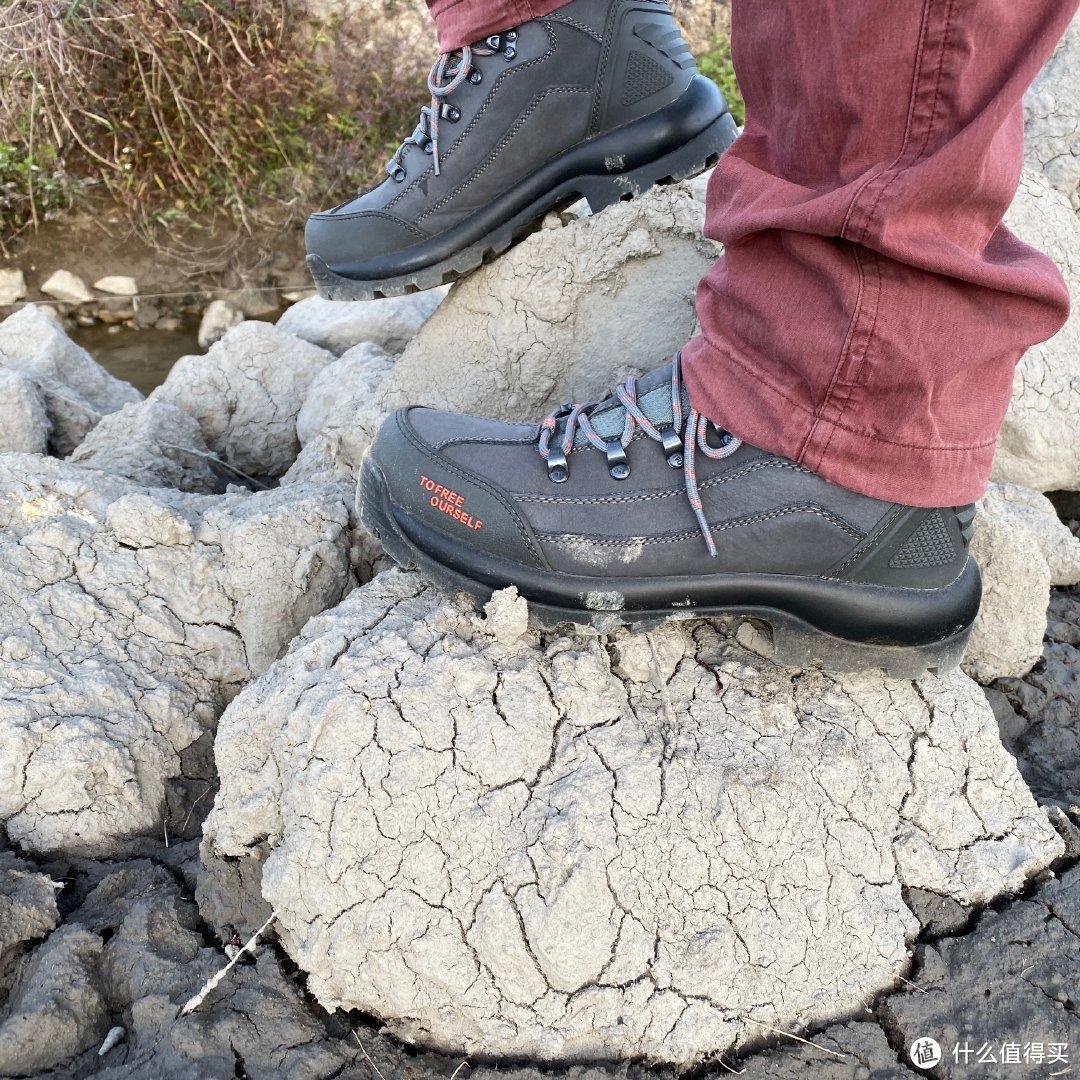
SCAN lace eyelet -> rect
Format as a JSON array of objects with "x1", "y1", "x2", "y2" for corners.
[
  {"x1": 709, "y1": 421, "x2": 734, "y2": 448},
  {"x1": 387, "y1": 164, "x2": 406, "y2": 183},
  {"x1": 485, "y1": 34, "x2": 502, "y2": 49},
  {"x1": 469, "y1": 69, "x2": 483, "y2": 84},
  {"x1": 605, "y1": 441, "x2": 630, "y2": 480},
  {"x1": 504, "y1": 45, "x2": 517, "y2": 60},
  {"x1": 505, "y1": 30, "x2": 518, "y2": 42},
  {"x1": 660, "y1": 427, "x2": 683, "y2": 468},
  {"x1": 546, "y1": 446, "x2": 568, "y2": 483},
  {"x1": 441, "y1": 104, "x2": 461, "y2": 122}
]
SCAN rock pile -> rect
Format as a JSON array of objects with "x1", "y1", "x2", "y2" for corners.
[
  {"x1": 0, "y1": 154, "x2": 1078, "y2": 1077},
  {"x1": 0, "y1": 305, "x2": 142, "y2": 455},
  {"x1": 0, "y1": 845, "x2": 365, "y2": 1079},
  {"x1": 0, "y1": 458, "x2": 350, "y2": 857}
]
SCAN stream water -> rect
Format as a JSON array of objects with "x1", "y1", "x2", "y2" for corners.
[{"x1": 72, "y1": 323, "x2": 203, "y2": 395}]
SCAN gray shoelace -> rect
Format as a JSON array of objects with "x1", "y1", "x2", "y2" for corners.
[
  {"x1": 385, "y1": 34, "x2": 512, "y2": 180},
  {"x1": 537, "y1": 353, "x2": 741, "y2": 556}
]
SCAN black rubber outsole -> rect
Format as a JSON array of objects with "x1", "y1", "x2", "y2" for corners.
[
  {"x1": 309, "y1": 98, "x2": 738, "y2": 301},
  {"x1": 358, "y1": 457, "x2": 977, "y2": 681}
]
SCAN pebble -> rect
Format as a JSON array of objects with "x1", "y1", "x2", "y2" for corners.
[
  {"x1": 93, "y1": 275, "x2": 139, "y2": 297},
  {"x1": 0, "y1": 267, "x2": 27, "y2": 306},
  {"x1": 98, "y1": 1026, "x2": 126, "y2": 1056}
]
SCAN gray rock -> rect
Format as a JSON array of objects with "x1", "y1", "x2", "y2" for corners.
[
  {"x1": 288, "y1": 342, "x2": 395, "y2": 485},
  {"x1": 151, "y1": 321, "x2": 336, "y2": 478},
  {"x1": 0, "y1": 848, "x2": 60, "y2": 993},
  {"x1": 0, "y1": 305, "x2": 142, "y2": 455},
  {"x1": 205, "y1": 569, "x2": 1060, "y2": 1068},
  {"x1": 196, "y1": 837, "x2": 274, "y2": 940},
  {"x1": 0, "y1": 925, "x2": 108, "y2": 1075},
  {"x1": 197, "y1": 298, "x2": 244, "y2": 348},
  {"x1": 8, "y1": 859, "x2": 361, "y2": 1079},
  {"x1": 994, "y1": 170, "x2": 1080, "y2": 492},
  {"x1": 40, "y1": 269, "x2": 93, "y2": 304},
  {"x1": 880, "y1": 867, "x2": 1080, "y2": 1080},
  {"x1": 732, "y1": 1021, "x2": 918, "y2": 1079},
  {"x1": 0, "y1": 456, "x2": 350, "y2": 857},
  {"x1": 92, "y1": 297, "x2": 136, "y2": 326},
  {"x1": 0, "y1": 368, "x2": 50, "y2": 454},
  {"x1": 296, "y1": 341, "x2": 394, "y2": 447},
  {"x1": 964, "y1": 483, "x2": 1080, "y2": 682},
  {"x1": 221, "y1": 286, "x2": 282, "y2": 318},
  {"x1": 991, "y1": 585, "x2": 1080, "y2": 818},
  {"x1": 1025, "y1": 13, "x2": 1080, "y2": 208},
  {"x1": 277, "y1": 289, "x2": 442, "y2": 357},
  {"x1": 902, "y1": 887, "x2": 972, "y2": 940},
  {"x1": 376, "y1": 185, "x2": 718, "y2": 425},
  {"x1": 70, "y1": 399, "x2": 224, "y2": 493},
  {"x1": 0, "y1": 268, "x2": 27, "y2": 306}
]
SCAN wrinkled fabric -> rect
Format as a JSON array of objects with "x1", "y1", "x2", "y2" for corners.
[
  {"x1": 429, "y1": 0, "x2": 1078, "y2": 505},
  {"x1": 683, "y1": 0, "x2": 1078, "y2": 506}
]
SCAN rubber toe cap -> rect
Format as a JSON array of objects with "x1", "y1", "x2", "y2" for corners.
[
  {"x1": 305, "y1": 203, "x2": 430, "y2": 274},
  {"x1": 365, "y1": 408, "x2": 546, "y2": 570}
]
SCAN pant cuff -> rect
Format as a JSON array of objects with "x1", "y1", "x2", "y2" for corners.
[
  {"x1": 429, "y1": 0, "x2": 572, "y2": 50},
  {"x1": 681, "y1": 334, "x2": 994, "y2": 508}
]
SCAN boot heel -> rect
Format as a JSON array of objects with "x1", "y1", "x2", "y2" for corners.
[{"x1": 576, "y1": 110, "x2": 738, "y2": 213}]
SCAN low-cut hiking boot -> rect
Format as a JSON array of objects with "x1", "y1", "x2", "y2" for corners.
[
  {"x1": 359, "y1": 355, "x2": 983, "y2": 679},
  {"x1": 306, "y1": 0, "x2": 737, "y2": 301}
]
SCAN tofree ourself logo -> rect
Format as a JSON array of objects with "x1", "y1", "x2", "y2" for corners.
[{"x1": 419, "y1": 475, "x2": 484, "y2": 531}]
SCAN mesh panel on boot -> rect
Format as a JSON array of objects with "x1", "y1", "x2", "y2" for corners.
[
  {"x1": 622, "y1": 51, "x2": 675, "y2": 106},
  {"x1": 889, "y1": 511, "x2": 957, "y2": 568}
]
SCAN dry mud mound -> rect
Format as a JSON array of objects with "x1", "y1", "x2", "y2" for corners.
[
  {"x1": 377, "y1": 187, "x2": 720, "y2": 424},
  {"x1": 206, "y1": 571, "x2": 1063, "y2": 1068},
  {"x1": 0, "y1": 457, "x2": 350, "y2": 858}
]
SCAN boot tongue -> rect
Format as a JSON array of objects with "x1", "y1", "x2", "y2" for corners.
[{"x1": 572, "y1": 364, "x2": 690, "y2": 446}]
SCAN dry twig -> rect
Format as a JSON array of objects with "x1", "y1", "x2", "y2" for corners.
[
  {"x1": 179, "y1": 913, "x2": 276, "y2": 1016},
  {"x1": 352, "y1": 1031, "x2": 389, "y2": 1080}
]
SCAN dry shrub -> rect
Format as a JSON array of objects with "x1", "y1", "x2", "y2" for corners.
[{"x1": 0, "y1": 0, "x2": 430, "y2": 244}]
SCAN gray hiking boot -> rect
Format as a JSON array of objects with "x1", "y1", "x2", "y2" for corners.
[
  {"x1": 306, "y1": 0, "x2": 736, "y2": 301},
  {"x1": 358, "y1": 355, "x2": 982, "y2": 679}
]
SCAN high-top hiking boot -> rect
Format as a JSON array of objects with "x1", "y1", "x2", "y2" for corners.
[
  {"x1": 306, "y1": 0, "x2": 736, "y2": 301},
  {"x1": 359, "y1": 355, "x2": 983, "y2": 679}
]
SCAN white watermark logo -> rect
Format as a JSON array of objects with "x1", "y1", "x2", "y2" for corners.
[
  {"x1": 906, "y1": 1036, "x2": 1071, "y2": 1070},
  {"x1": 910, "y1": 1037, "x2": 943, "y2": 1069}
]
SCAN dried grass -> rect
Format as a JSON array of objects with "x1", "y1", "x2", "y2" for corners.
[{"x1": 0, "y1": 0, "x2": 427, "y2": 245}]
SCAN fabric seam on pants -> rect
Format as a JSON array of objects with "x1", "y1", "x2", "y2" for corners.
[
  {"x1": 797, "y1": 243, "x2": 867, "y2": 462},
  {"x1": 800, "y1": 0, "x2": 934, "y2": 466},
  {"x1": 811, "y1": 247, "x2": 884, "y2": 469},
  {"x1": 809, "y1": 0, "x2": 956, "y2": 472}
]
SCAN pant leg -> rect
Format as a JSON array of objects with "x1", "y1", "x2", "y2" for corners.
[
  {"x1": 427, "y1": 0, "x2": 572, "y2": 50},
  {"x1": 682, "y1": 0, "x2": 1078, "y2": 508}
]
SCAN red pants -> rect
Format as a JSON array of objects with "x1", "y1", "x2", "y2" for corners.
[{"x1": 428, "y1": 0, "x2": 1076, "y2": 506}]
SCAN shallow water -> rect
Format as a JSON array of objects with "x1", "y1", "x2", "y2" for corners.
[{"x1": 72, "y1": 323, "x2": 202, "y2": 395}]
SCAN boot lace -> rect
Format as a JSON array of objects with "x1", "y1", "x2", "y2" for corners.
[
  {"x1": 385, "y1": 32, "x2": 516, "y2": 181},
  {"x1": 537, "y1": 353, "x2": 741, "y2": 557}
]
